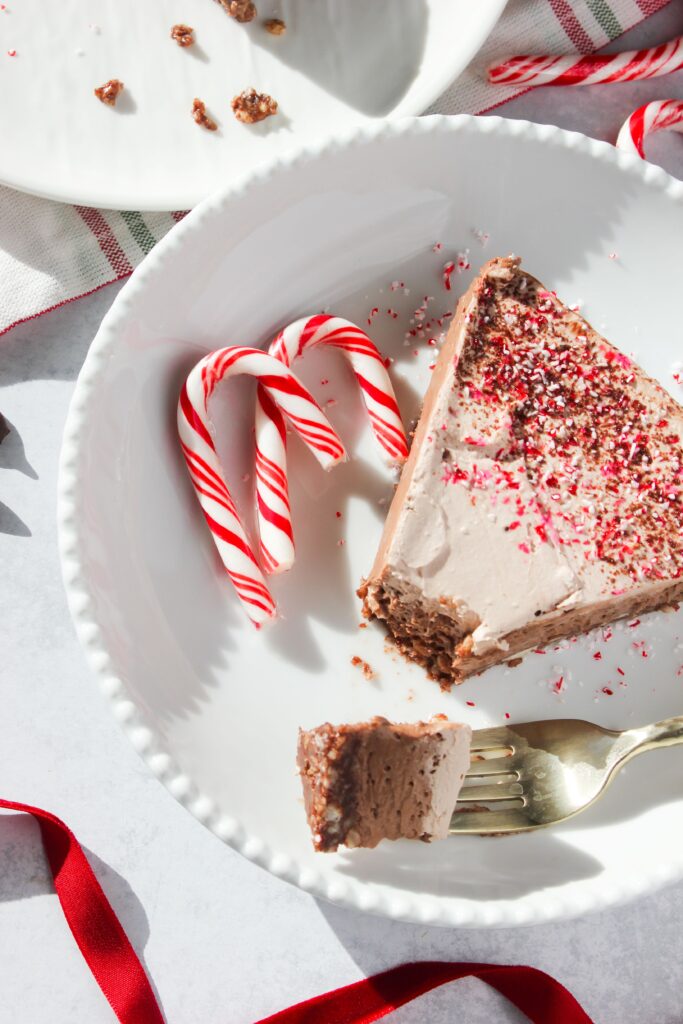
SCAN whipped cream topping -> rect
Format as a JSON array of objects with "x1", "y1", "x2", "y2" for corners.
[{"x1": 382, "y1": 258, "x2": 683, "y2": 655}]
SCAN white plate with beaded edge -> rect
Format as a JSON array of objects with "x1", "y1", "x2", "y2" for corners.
[
  {"x1": 0, "y1": 0, "x2": 506, "y2": 210},
  {"x1": 58, "y1": 116, "x2": 683, "y2": 928}
]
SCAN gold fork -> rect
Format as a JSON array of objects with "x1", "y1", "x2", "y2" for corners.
[{"x1": 449, "y1": 716, "x2": 683, "y2": 834}]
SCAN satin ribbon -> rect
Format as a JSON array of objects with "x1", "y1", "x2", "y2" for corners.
[
  {"x1": 256, "y1": 961, "x2": 595, "y2": 1024},
  {"x1": 0, "y1": 799, "x2": 164, "y2": 1024},
  {"x1": 1, "y1": 798, "x2": 594, "y2": 1024}
]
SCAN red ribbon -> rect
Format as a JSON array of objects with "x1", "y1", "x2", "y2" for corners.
[
  {"x1": 1, "y1": 798, "x2": 595, "y2": 1024},
  {"x1": 0, "y1": 799, "x2": 164, "y2": 1024},
  {"x1": 256, "y1": 961, "x2": 595, "y2": 1024}
]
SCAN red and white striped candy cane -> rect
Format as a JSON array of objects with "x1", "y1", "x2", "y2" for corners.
[
  {"x1": 255, "y1": 314, "x2": 408, "y2": 575},
  {"x1": 616, "y1": 99, "x2": 683, "y2": 159},
  {"x1": 179, "y1": 345, "x2": 346, "y2": 625},
  {"x1": 488, "y1": 35, "x2": 683, "y2": 88}
]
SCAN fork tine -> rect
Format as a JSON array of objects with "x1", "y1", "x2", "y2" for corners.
[
  {"x1": 457, "y1": 783, "x2": 523, "y2": 803},
  {"x1": 449, "y1": 808, "x2": 531, "y2": 834},
  {"x1": 466, "y1": 759, "x2": 518, "y2": 778},
  {"x1": 469, "y1": 726, "x2": 515, "y2": 752}
]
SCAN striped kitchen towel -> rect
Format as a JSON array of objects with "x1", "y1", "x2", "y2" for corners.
[{"x1": 0, "y1": 0, "x2": 672, "y2": 339}]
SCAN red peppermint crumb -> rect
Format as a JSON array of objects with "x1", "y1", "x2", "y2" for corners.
[
  {"x1": 320, "y1": 377, "x2": 329, "y2": 386},
  {"x1": 602, "y1": 687, "x2": 614, "y2": 696},
  {"x1": 552, "y1": 676, "x2": 564, "y2": 693},
  {"x1": 593, "y1": 651, "x2": 602, "y2": 660},
  {"x1": 518, "y1": 542, "x2": 531, "y2": 554},
  {"x1": 533, "y1": 648, "x2": 546, "y2": 655},
  {"x1": 628, "y1": 619, "x2": 641, "y2": 628},
  {"x1": 465, "y1": 700, "x2": 475, "y2": 707},
  {"x1": 442, "y1": 261, "x2": 455, "y2": 291},
  {"x1": 7, "y1": 48, "x2": 16, "y2": 56},
  {"x1": 335, "y1": 511, "x2": 342, "y2": 519},
  {"x1": 617, "y1": 667, "x2": 625, "y2": 676},
  {"x1": 504, "y1": 712, "x2": 510, "y2": 720}
]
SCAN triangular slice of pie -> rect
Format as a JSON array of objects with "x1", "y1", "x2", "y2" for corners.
[{"x1": 360, "y1": 256, "x2": 683, "y2": 686}]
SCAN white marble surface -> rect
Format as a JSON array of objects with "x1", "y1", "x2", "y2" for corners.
[{"x1": 1, "y1": 6, "x2": 683, "y2": 1022}]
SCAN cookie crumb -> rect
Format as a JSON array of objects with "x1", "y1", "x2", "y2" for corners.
[
  {"x1": 94, "y1": 79, "x2": 124, "y2": 106},
  {"x1": 264, "y1": 17, "x2": 286, "y2": 34},
  {"x1": 192, "y1": 98, "x2": 218, "y2": 131},
  {"x1": 218, "y1": 0, "x2": 256, "y2": 22},
  {"x1": 171, "y1": 23, "x2": 195, "y2": 46},
  {"x1": 351, "y1": 656, "x2": 375, "y2": 681},
  {"x1": 231, "y1": 87, "x2": 277, "y2": 123}
]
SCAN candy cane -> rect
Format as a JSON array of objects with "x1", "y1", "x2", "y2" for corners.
[
  {"x1": 488, "y1": 35, "x2": 683, "y2": 88},
  {"x1": 179, "y1": 345, "x2": 346, "y2": 625},
  {"x1": 254, "y1": 314, "x2": 408, "y2": 575},
  {"x1": 616, "y1": 99, "x2": 683, "y2": 158}
]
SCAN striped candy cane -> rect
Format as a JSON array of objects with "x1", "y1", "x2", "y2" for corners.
[
  {"x1": 488, "y1": 35, "x2": 683, "y2": 88},
  {"x1": 179, "y1": 345, "x2": 346, "y2": 626},
  {"x1": 616, "y1": 99, "x2": 683, "y2": 159},
  {"x1": 255, "y1": 315, "x2": 408, "y2": 575}
]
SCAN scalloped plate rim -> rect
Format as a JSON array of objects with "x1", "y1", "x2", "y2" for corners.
[{"x1": 58, "y1": 114, "x2": 683, "y2": 928}]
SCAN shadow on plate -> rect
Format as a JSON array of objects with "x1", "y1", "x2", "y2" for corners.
[
  {"x1": 252, "y1": 0, "x2": 428, "y2": 117},
  {"x1": 335, "y1": 830, "x2": 602, "y2": 901}
]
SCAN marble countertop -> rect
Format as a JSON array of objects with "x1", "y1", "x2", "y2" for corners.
[{"x1": 2, "y1": 6, "x2": 683, "y2": 1022}]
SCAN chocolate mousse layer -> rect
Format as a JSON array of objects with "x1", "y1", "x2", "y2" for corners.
[
  {"x1": 361, "y1": 256, "x2": 683, "y2": 686},
  {"x1": 297, "y1": 717, "x2": 471, "y2": 852}
]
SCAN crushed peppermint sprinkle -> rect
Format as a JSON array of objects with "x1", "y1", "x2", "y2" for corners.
[
  {"x1": 592, "y1": 651, "x2": 602, "y2": 660},
  {"x1": 432, "y1": 242, "x2": 443, "y2": 252},
  {"x1": 473, "y1": 229, "x2": 490, "y2": 246},
  {"x1": 465, "y1": 700, "x2": 476, "y2": 707},
  {"x1": 552, "y1": 676, "x2": 564, "y2": 693},
  {"x1": 504, "y1": 712, "x2": 510, "y2": 719},
  {"x1": 452, "y1": 267, "x2": 683, "y2": 588},
  {"x1": 602, "y1": 687, "x2": 614, "y2": 696},
  {"x1": 7, "y1": 48, "x2": 16, "y2": 56}
]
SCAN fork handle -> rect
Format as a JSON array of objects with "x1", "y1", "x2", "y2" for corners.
[{"x1": 629, "y1": 716, "x2": 683, "y2": 754}]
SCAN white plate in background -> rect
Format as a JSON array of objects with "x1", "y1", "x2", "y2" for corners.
[
  {"x1": 59, "y1": 116, "x2": 683, "y2": 927},
  {"x1": 0, "y1": 0, "x2": 506, "y2": 210}
]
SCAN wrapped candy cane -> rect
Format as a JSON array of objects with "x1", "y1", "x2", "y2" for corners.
[
  {"x1": 488, "y1": 35, "x2": 683, "y2": 88},
  {"x1": 179, "y1": 345, "x2": 346, "y2": 625},
  {"x1": 616, "y1": 99, "x2": 683, "y2": 158},
  {"x1": 255, "y1": 314, "x2": 408, "y2": 575}
]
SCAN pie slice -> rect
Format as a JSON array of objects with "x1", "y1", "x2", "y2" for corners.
[
  {"x1": 297, "y1": 717, "x2": 471, "y2": 851},
  {"x1": 360, "y1": 256, "x2": 683, "y2": 686}
]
